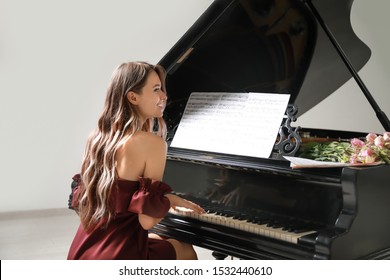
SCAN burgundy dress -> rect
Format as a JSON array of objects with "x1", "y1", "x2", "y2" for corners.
[{"x1": 67, "y1": 175, "x2": 176, "y2": 260}]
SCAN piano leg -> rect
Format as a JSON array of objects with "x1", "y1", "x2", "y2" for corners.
[{"x1": 212, "y1": 251, "x2": 228, "y2": 260}]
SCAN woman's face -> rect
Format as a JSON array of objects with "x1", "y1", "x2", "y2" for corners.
[{"x1": 131, "y1": 70, "x2": 167, "y2": 120}]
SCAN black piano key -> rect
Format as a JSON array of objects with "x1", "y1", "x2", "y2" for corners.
[{"x1": 293, "y1": 228, "x2": 312, "y2": 233}]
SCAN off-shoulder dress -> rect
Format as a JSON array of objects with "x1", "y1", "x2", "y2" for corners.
[{"x1": 67, "y1": 175, "x2": 176, "y2": 260}]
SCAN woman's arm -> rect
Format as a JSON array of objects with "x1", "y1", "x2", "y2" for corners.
[
  {"x1": 137, "y1": 133, "x2": 168, "y2": 230},
  {"x1": 135, "y1": 133, "x2": 204, "y2": 230}
]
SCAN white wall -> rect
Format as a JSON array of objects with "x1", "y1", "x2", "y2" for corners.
[
  {"x1": 0, "y1": 0, "x2": 213, "y2": 212},
  {"x1": 296, "y1": 0, "x2": 390, "y2": 133},
  {"x1": 0, "y1": 0, "x2": 389, "y2": 212}
]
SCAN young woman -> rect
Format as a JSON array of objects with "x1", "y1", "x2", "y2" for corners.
[{"x1": 67, "y1": 61, "x2": 205, "y2": 260}]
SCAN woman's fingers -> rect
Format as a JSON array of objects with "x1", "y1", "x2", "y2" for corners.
[
  {"x1": 183, "y1": 199, "x2": 205, "y2": 214},
  {"x1": 167, "y1": 194, "x2": 205, "y2": 214}
]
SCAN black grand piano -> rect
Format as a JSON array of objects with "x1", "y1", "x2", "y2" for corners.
[{"x1": 151, "y1": 0, "x2": 390, "y2": 259}]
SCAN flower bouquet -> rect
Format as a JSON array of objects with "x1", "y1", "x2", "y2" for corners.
[{"x1": 298, "y1": 132, "x2": 390, "y2": 165}]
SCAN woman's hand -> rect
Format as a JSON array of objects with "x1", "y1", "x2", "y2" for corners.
[{"x1": 165, "y1": 194, "x2": 206, "y2": 214}]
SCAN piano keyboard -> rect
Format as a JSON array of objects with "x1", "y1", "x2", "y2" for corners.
[{"x1": 169, "y1": 206, "x2": 317, "y2": 244}]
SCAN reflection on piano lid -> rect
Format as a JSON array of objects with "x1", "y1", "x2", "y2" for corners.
[{"x1": 151, "y1": 0, "x2": 390, "y2": 260}]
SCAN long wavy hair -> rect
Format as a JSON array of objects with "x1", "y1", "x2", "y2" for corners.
[{"x1": 78, "y1": 61, "x2": 167, "y2": 231}]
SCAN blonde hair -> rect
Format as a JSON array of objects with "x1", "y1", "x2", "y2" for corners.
[{"x1": 78, "y1": 61, "x2": 167, "y2": 231}]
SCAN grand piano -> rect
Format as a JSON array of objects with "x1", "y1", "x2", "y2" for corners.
[{"x1": 151, "y1": 0, "x2": 390, "y2": 259}]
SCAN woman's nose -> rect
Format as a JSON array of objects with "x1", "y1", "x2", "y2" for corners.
[{"x1": 160, "y1": 91, "x2": 167, "y2": 100}]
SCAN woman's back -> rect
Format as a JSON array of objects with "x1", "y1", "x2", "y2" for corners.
[{"x1": 115, "y1": 131, "x2": 167, "y2": 181}]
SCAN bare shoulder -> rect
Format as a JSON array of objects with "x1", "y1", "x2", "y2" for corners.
[
  {"x1": 130, "y1": 131, "x2": 167, "y2": 150},
  {"x1": 123, "y1": 131, "x2": 167, "y2": 159},
  {"x1": 116, "y1": 131, "x2": 167, "y2": 180},
  {"x1": 130, "y1": 132, "x2": 167, "y2": 180}
]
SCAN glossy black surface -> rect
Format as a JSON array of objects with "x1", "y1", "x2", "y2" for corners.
[
  {"x1": 160, "y1": 0, "x2": 370, "y2": 137},
  {"x1": 151, "y1": 0, "x2": 390, "y2": 259},
  {"x1": 155, "y1": 160, "x2": 390, "y2": 259}
]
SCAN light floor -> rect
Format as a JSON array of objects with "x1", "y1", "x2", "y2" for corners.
[{"x1": 0, "y1": 208, "x2": 217, "y2": 260}]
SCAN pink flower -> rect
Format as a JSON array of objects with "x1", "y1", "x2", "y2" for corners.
[
  {"x1": 351, "y1": 138, "x2": 365, "y2": 147},
  {"x1": 384, "y1": 132, "x2": 390, "y2": 142},
  {"x1": 366, "y1": 133, "x2": 377, "y2": 144},
  {"x1": 350, "y1": 154, "x2": 358, "y2": 164},
  {"x1": 359, "y1": 148, "x2": 376, "y2": 163},
  {"x1": 374, "y1": 136, "x2": 385, "y2": 147},
  {"x1": 360, "y1": 148, "x2": 374, "y2": 157}
]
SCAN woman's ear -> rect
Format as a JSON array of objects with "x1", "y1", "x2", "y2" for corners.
[{"x1": 127, "y1": 91, "x2": 138, "y2": 105}]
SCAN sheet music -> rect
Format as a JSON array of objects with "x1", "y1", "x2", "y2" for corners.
[{"x1": 170, "y1": 92, "x2": 290, "y2": 158}]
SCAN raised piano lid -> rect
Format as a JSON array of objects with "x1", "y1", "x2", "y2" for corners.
[
  {"x1": 158, "y1": 0, "x2": 370, "y2": 169},
  {"x1": 155, "y1": 1, "x2": 390, "y2": 259}
]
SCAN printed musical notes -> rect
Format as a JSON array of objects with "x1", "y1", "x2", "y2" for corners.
[{"x1": 170, "y1": 92, "x2": 290, "y2": 158}]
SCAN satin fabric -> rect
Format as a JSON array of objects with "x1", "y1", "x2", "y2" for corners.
[{"x1": 67, "y1": 176, "x2": 176, "y2": 260}]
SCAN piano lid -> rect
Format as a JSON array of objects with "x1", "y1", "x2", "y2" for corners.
[{"x1": 159, "y1": 0, "x2": 371, "y2": 129}]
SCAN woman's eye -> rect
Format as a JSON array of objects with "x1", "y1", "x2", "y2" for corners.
[{"x1": 154, "y1": 88, "x2": 161, "y2": 92}]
